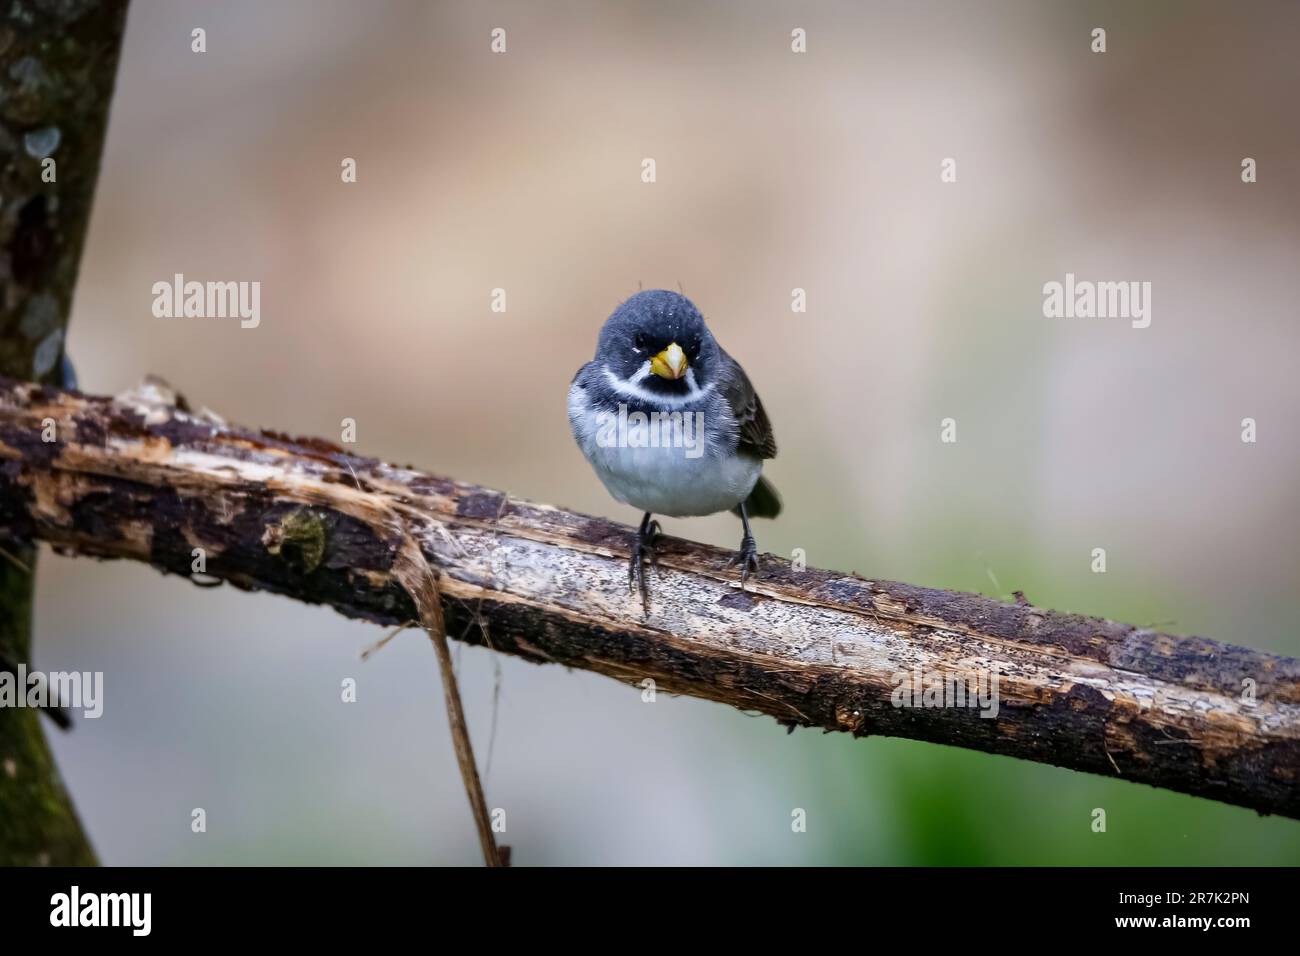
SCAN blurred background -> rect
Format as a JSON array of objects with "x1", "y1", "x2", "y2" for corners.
[{"x1": 34, "y1": 0, "x2": 1300, "y2": 863}]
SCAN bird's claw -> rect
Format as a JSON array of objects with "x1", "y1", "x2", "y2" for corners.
[
  {"x1": 629, "y1": 519, "x2": 661, "y2": 608},
  {"x1": 730, "y1": 533, "x2": 760, "y2": 588}
]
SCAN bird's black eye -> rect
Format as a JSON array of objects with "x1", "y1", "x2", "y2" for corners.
[{"x1": 633, "y1": 333, "x2": 648, "y2": 350}]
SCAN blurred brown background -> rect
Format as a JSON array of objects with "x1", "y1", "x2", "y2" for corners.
[{"x1": 35, "y1": 0, "x2": 1300, "y2": 863}]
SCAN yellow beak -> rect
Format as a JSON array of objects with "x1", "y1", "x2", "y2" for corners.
[{"x1": 650, "y1": 342, "x2": 688, "y2": 380}]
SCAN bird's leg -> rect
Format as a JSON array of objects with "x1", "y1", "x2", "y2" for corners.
[
  {"x1": 730, "y1": 502, "x2": 760, "y2": 587},
  {"x1": 629, "y1": 511, "x2": 661, "y2": 605}
]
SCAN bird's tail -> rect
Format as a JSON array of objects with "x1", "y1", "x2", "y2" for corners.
[{"x1": 733, "y1": 475, "x2": 782, "y2": 520}]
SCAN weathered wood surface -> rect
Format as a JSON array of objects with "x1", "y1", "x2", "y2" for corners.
[{"x1": 0, "y1": 377, "x2": 1296, "y2": 818}]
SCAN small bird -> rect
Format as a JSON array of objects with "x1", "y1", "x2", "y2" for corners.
[{"x1": 568, "y1": 290, "x2": 780, "y2": 603}]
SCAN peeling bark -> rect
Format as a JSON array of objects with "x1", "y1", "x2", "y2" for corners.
[{"x1": 0, "y1": 376, "x2": 1297, "y2": 819}]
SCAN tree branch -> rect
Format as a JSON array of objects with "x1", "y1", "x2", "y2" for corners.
[{"x1": 1, "y1": 377, "x2": 1296, "y2": 819}]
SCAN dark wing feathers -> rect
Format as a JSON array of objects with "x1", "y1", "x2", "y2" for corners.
[
  {"x1": 736, "y1": 473, "x2": 782, "y2": 519},
  {"x1": 719, "y1": 349, "x2": 781, "y2": 519},
  {"x1": 718, "y1": 349, "x2": 777, "y2": 460}
]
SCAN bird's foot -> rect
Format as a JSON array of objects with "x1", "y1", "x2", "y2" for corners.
[
  {"x1": 730, "y1": 532, "x2": 760, "y2": 588},
  {"x1": 628, "y1": 519, "x2": 661, "y2": 608}
]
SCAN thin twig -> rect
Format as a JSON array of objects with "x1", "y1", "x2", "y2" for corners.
[
  {"x1": 0, "y1": 542, "x2": 31, "y2": 574},
  {"x1": 427, "y1": 614, "x2": 503, "y2": 866},
  {"x1": 393, "y1": 537, "x2": 504, "y2": 867},
  {"x1": 360, "y1": 620, "x2": 416, "y2": 661},
  {"x1": 1104, "y1": 747, "x2": 1122, "y2": 776}
]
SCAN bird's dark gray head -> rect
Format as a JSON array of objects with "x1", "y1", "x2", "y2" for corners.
[{"x1": 596, "y1": 290, "x2": 720, "y2": 393}]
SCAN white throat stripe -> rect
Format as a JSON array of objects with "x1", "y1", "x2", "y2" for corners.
[{"x1": 601, "y1": 364, "x2": 713, "y2": 407}]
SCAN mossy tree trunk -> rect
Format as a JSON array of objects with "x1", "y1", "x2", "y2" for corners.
[{"x1": 0, "y1": 0, "x2": 130, "y2": 866}]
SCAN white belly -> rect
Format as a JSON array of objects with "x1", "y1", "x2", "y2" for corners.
[
  {"x1": 586, "y1": 442, "x2": 760, "y2": 517},
  {"x1": 569, "y1": 380, "x2": 761, "y2": 517}
]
